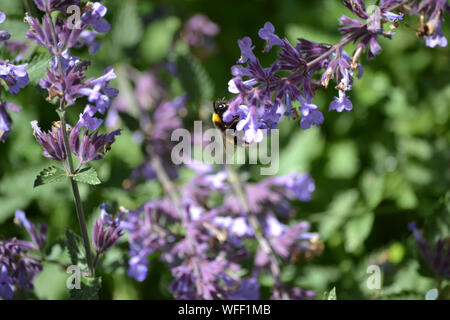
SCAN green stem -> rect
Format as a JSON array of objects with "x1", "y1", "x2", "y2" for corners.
[
  {"x1": 59, "y1": 109, "x2": 94, "y2": 275},
  {"x1": 45, "y1": 11, "x2": 94, "y2": 275}
]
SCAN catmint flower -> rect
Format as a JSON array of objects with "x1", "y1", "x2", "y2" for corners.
[
  {"x1": 92, "y1": 204, "x2": 124, "y2": 254},
  {"x1": 409, "y1": 222, "x2": 450, "y2": 279},
  {"x1": 272, "y1": 284, "x2": 316, "y2": 300},
  {"x1": 70, "y1": 122, "x2": 121, "y2": 165},
  {"x1": 229, "y1": 276, "x2": 260, "y2": 300},
  {"x1": 329, "y1": 89, "x2": 353, "y2": 112},
  {"x1": 170, "y1": 257, "x2": 231, "y2": 300},
  {"x1": 0, "y1": 102, "x2": 21, "y2": 142},
  {"x1": 413, "y1": 0, "x2": 449, "y2": 48},
  {"x1": 0, "y1": 61, "x2": 29, "y2": 96},
  {"x1": 31, "y1": 120, "x2": 68, "y2": 162},
  {"x1": 0, "y1": 212, "x2": 47, "y2": 299},
  {"x1": 81, "y1": 2, "x2": 111, "y2": 33},
  {"x1": 0, "y1": 11, "x2": 11, "y2": 41},
  {"x1": 182, "y1": 14, "x2": 220, "y2": 48},
  {"x1": 14, "y1": 210, "x2": 47, "y2": 252},
  {"x1": 33, "y1": 0, "x2": 80, "y2": 13},
  {"x1": 425, "y1": 22, "x2": 448, "y2": 47}
]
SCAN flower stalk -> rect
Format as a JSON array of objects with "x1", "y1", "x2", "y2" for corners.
[{"x1": 46, "y1": 11, "x2": 94, "y2": 275}]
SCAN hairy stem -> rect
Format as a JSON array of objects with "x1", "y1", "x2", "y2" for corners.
[
  {"x1": 225, "y1": 164, "x2": 281, "y2": 282},
  {"x1": 46, "y1": 11, "x2": 94, "y2": 275},
  {"x1": 58, "y1": 110, "x2": 94, "y2": 275}
]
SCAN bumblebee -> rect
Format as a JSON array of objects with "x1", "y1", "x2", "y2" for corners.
[{"x1": 212, "y1": 99, "x2": 249, "y2": 148}]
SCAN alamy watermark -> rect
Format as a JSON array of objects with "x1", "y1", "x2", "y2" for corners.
[{"x1": 171, "y1": 121, "x2": 280, "y2": 175}]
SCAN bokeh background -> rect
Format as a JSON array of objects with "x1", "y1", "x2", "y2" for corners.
[{"x1": 0, "y1": 0, "x2": 449, "y2": 299}]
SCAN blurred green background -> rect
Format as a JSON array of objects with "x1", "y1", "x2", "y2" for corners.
[{"x1": 0, "y1": 0, "x2": 449, "y2": 299}]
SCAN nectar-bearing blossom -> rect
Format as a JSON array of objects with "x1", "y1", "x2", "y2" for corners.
[
  {"x1": 123, "y1": 161, "x2": 321, "y2": 299},
  {"x1": 0, "y1": 211, "x2": 47, "y2": 300},
  {"x1": 225, "y1": 1, "x2": 448, "y2": 141},
  {"x1": 0, "y1": 11, "x2": 11, "y2": 41},
  {"x1": 409, "y1": 222, "x2": 450, "y2": 279},
  {"x1": 0, "y1": 12, "x2": 29, "y2": 143},
  {"x1": 0, "y1": 102, "x2": 21, "y2": 143},
  {"x1": 93, "y1": 204, "x2": 124, "y2": 254}
]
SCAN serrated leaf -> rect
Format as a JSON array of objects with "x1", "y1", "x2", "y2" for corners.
[
  {"x1": 70, "y1": 276, "x2": 102, "y2": 300},
  {"x1": 73, "y1": 167, "x2": 101, "y2": 185},
  {"x1": 34, "y1": 166, "x2": 67, "y2": 188},
  {"x1": 65, "y1": 229, "x2": 88, "y2": 271},
  {"x1": 176, "y1": 54, "x2": 214, "y2": 103}
]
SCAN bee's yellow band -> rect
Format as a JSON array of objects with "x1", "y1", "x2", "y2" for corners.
[{"x1": 212, "y1": 113, "x2": 222, "y2": 124}]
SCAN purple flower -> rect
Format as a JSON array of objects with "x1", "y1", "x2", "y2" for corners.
[
  {"x1": 33, "y1": 0, "x2": 80, "y2": 13},
  {"x1": 272, "y1": 284, "x2": 316, "y2": 300},
  {"x1": 0, "y1": 102, "x2": 21, "y2": 142},
  {"x1": 170, "y1": 257, "x2": 231, "y2": 300},
  {"x1": 0, "y1": 265, "x2": 14, "y2": 300},
  {"x1": 14, "y1": 210, "x2": 47, "y2": 252},
  {"x1": 258, "y1": 22, "x2": 284, "y2": 52},
  {"x1": 31, "y1": 120, "x2": 68, "y2": 162},
  {"x1": 182, "y1": 14, "x2": 220, "y2": 48},
  {"x1": 300, "y1": 110, "x2": 324, "y2": 130},
  {"x1": 273, "y1": 172, "x2": 316, "y2": 202},
  {"x1": 0, "y1": 213, "x2": 47, "y2": 299},
  {"x1": 329, "y1": 90, "x2": 353, "y2": 112},
  {"x1": 0, "y1": 61, "x2": 29, "y2": 95},
  {"x1": 425, "y1": 23, "x2": 448, "y2": 48},
  {"x1": 0, "y1": 11, "x2": 11, "y2": 41},
  {"x1": 93, "y1": 204, "x2": 124, "y2": 254},
  {"x1": 81, "y1": 2, "x2": 111, "y2": 33},
  {"x1": 70, "y1": 124, "x2": 121, "y2": 165},
  {"x1": 409, "y1": 222, "x2": 450, "y2": 279},
  {"x1": 229, "y1": 277, "x2": 260, "y2": 300},
  {"x1": 78, "y1": 66, "x2": 118, "y2": 114}
]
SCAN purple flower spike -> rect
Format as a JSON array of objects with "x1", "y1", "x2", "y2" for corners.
[
  {"x1": 14, "y1": 210, "x2": 47, "y2": 252},
  {"x1": 93, "y1": 204, "x2": 124, "y2": 254},
  {"x1": 31, "y1": 120, "x2": 68, "y2": 162},
  {"x1": 71, "y1": 125, "x2": 121, "y2": 165},
  {"x1": 409, "y1": 222, "x2": 450, "y2": 279},
  {"x1": 329, "y1": 90, "x2": 353, "y2": 112}
]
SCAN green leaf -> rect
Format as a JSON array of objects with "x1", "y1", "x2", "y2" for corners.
[
  {"x1": 140, "y1": 16, "x2": 181, "y2": 64},
  {"x1": 65, "y1": 229, "x2": 88, "y2": 271},
  {"x1": 325, "y1": 141, "x2": 360, "y2": 179},
  {"x1": 112, "y1": 2, "x2": 142, "y2": 48},
  {"x1": 361, "y1": 172, "x2": 384, "y2": 209},
  {"x1": 324, "y1": 287, "x2": 337, "y2": 300},
  {"x1": 176, "y1": 54, "x2": 214, "y2": 103},
  {"x1": 34, "y1": 166, "x2": 67, "y2": 188},
  {"x1": 69, "y1": 276, "x2": 102, "y2": 300},
  {"x1": 26, "y1": 55, "x2": 50, "y2": 85},
  {"x1": 344, "y1": 212, "x2": 375, "y2": 253},
  {"x1": 73, "y1": 167, "x2": 101, "y2": 185}
]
